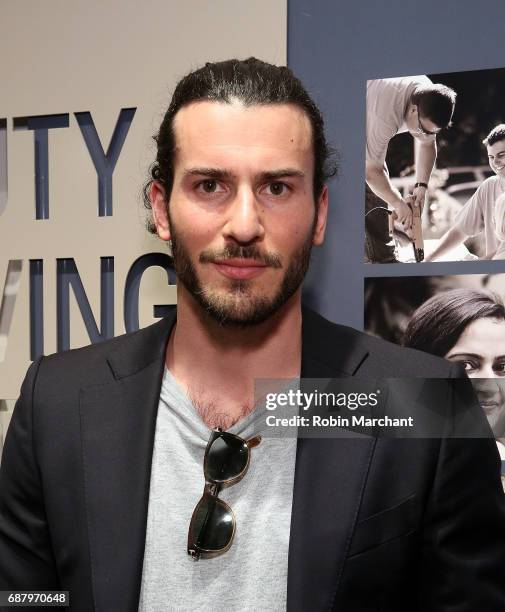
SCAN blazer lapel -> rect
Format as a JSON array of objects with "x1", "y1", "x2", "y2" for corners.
[
  {"x1": 79, "y1": 312, "x2": 176, "y2": 612},
  {"x1": 287, "y1": 308, "x2": 376, "y2": 611}
]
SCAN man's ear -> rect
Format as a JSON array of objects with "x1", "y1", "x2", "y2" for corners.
[
  {"x1": 150, "y1": 181, "x2": 171, "y2": 241},
  {"x1": 313, "y1": 185, "x2": 328, "y2": 246}
]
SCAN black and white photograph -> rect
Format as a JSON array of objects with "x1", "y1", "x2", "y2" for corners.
[
  {"x1": 365, "y1": 66, "x2": 505, "y2": 264},
  {"x1": 365, "y1": 273, "x2": 505, "y2": 476}
]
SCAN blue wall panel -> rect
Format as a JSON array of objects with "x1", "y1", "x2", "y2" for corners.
[{"x1": 288, "y1": 0, "x2": 505, "y2": 328}]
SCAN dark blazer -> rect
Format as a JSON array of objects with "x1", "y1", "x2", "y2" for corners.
[{"x1": 1, "y1": 306, "x2": 504, "y2": 611}]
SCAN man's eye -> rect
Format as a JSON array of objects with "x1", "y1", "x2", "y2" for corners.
[
  {"x1": 197, "y1": 180, "x2": 224, "y2": 194},
  {"x1": 265, "y1": 182, "x2": 288, "y2": 196}
]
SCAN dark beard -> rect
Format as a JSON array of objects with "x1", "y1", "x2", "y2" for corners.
[{"x1": 168, "y1": 220, "x2": 314, "y2": 327}]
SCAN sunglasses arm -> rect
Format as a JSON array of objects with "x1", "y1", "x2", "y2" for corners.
[{"x1": 246, "y1": 435, "x2": 262, "y2": 449}]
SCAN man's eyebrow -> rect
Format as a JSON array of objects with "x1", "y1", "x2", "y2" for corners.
[
  {"x1": 183, "y1": 167, "x2": 306, "y2": 181},
  {"x1": 257, "y1": 169, "x2": 306, "y2": 181},
  {"x1": 184, "y1": 167, "x2": 236, "y2": 180}
]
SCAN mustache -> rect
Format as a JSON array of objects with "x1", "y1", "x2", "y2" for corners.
[{"x1": 199, "y1": 244, "x2": 282, "y2": 268}]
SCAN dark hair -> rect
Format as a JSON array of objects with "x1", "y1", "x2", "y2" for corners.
[
  {"x1": 143, "y1": 57, "x2": 337, "y2": 232},
  {"x1": 403, "y1": 288, "x2": 505, "y2": 357},
  {"x1": 411, "y1": 84, "x2": 456, "y2": 129},
  {"x1": 483, "y1": 123, "x2": 505, "y2": 147}
]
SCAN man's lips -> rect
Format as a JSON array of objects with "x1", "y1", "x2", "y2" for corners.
[{"x1": 212, "y1": 258, "x2": 269, "y2": 280}]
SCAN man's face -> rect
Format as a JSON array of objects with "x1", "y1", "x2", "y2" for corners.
[
  {"x1": 406, "y1": 104, "x2": 441, "y2": 142},
  {"x1": 151, "y1": 101, "x2": 327, "y2": 326},
  {"x1": 487, "y1": 140, "x2": 505, "y2": 177}
]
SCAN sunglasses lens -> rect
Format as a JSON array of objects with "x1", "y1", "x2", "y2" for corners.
[
  {"x1": 207, "y1": 433, "x2": 249, "y2": 482},
  {"x1": 190, "y1": 495, "x2": 234, "y2": 552}
]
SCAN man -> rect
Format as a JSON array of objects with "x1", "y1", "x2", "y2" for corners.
[
  {"x1": 365, "y1": 76, "x2": 456, "y2": 262},
  {"x1": 426, "y1": 124, "x2": 505, "y2": 261},
  {"x1": 0, "y1": 59, "x2": 504, "y2": 611}
]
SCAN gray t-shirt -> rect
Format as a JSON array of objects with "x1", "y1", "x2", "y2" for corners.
[
  {"x1": 454, "y1": 175, "x2": 505, "y2": 257},
  {"x1": 138, "y1": 370, "x2": 298, "y2": 612},
  {"x1": 366, "y1": 75, "x2": 434, "y2": 165}
]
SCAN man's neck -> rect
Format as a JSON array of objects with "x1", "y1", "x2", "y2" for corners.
[{"x1": 165, "y1": 288, "x2": 303, "y2": 429}]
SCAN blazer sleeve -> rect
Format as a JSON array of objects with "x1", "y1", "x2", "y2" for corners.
[
  {"x1": 0, "y1": 357, "x2": 60, "y2": 590},
  {"x1": 418, "y1": 366, "x2": 505, "y2": 611}
]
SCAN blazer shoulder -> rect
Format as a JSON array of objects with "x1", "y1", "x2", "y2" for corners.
[{"x1": 36, "y1": 314, "x2": 174, "y2": 391}]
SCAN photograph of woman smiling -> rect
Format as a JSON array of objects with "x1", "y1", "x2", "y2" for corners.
[{"x1": 403, "y1": 288, "x2": 505, "y2": 468}]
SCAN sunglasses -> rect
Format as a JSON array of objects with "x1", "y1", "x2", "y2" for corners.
[
  {"x1": 416, "y1": 113, "x2": 441, "y2": 137},
  {"x1": 187, "y1": 428, "x2": 262, "y2": 560}
]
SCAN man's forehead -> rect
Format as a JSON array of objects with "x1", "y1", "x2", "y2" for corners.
[{"x1": 171, "y1": 100, "x2": 313, "y2": 160}]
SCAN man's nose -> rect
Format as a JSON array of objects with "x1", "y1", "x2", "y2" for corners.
[{"x1": 222, "y1": 187, "x2": 265, "y2": 244}]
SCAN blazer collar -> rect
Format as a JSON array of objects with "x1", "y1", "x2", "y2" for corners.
[
  {"x1": 301, "y1": 305, "x2": 370, "y2": 378},
  {"x1": 106, "y1": 308, "x2": 176, "y2": 380},
  {"x1": 105, "y1": 305, "x2": 370, "y2": 380}
]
